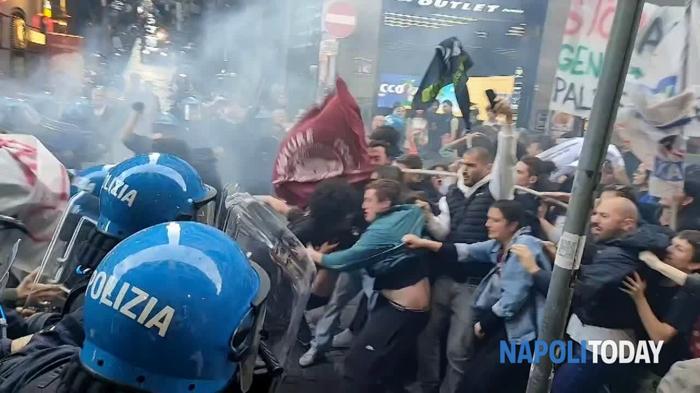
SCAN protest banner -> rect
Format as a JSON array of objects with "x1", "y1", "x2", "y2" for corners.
[{"x1": 550, "y1": 1, "x2": 686, "y2": 118}]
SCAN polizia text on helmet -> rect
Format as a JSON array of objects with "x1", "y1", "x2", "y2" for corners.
[{"x1": 87, "y1": 271, "x2": 175, "y2": 337}]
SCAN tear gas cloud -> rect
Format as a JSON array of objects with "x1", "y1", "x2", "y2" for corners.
[{"x1": 0, "y1": 0, "x2": 322, "y2": 187}]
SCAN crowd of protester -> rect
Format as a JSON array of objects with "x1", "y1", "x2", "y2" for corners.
[
  {"x1": 2, "y1": 55, "x2": 700, "y2": 391},
  {"x1": 257, "y1": 100, "x2": 700, "y2": 393}
]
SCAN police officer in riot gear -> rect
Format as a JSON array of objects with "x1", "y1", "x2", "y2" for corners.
[
  {"x1": 69, "y1": 165, "x2": 115, "y2": 198},
  {"x1": 2, "y1": 153, "x2": 216, "y2": 355},
  {"x1": 0, "y1": 222, "x2": 271, "y2": 393}
]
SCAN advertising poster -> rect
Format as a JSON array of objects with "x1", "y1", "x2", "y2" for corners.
[{"x1": 377, "y1": 74, "x2": 514, "y2": 119}]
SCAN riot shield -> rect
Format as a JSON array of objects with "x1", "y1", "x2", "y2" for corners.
[
  {"x1": 222, "y1": 193, "x2": 315, "y2": 372},
  {"x1": 25, "y1": 191, "x2": 100, "y2": 312},
  {"x1": 0, "y1": 215, "x2": 24, "y2": 301},
  {"x1": 0, "y1": 240, "x2": 20, "y2": 339},
  {"x1": 0, "y1": 215, "x2": 23, "y2": 289},
  {"x1": 215, "y1": 183, "x2": 240, "y2": 230}
]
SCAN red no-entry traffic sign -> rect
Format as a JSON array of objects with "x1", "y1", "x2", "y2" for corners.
[{"x1": 324, "y1": 2, "x2": 357, "y2": 39}]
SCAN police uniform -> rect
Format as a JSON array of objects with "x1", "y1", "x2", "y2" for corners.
[
  {"x1": 0, "y1": 155, "x2": 219, "y2": 388},
  {"x1": 4, "y1": 352, "x2": 271, "y2": 393},
  {"x1": 2, "y1": 222, "x2": 271, "y2": 393}
]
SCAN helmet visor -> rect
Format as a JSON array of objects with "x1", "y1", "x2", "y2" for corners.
[
  {"x1": 195, "y1": 199, "x2": 216, "y2": 226},
  {"x1": 193, "y1": 184, "x2": 218, "y2": 226}
]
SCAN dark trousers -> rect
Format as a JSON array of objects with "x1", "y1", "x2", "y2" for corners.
[
  {"x1": 457, "y1": 326, "x2": 532, "y2": 393},
  {"x1": 551, "y1": 342, "x2": 634, "y2": 393},
  {"x1": 343, "y1": 296, "x2": 429, "y2": 393},
  {"x1": 348, "y1": 293, "x2": 369, "y2": 333}
]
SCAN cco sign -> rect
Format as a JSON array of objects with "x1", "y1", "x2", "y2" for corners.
[
  {"x1": 379, "y1": 83, "x2": 417, "y2": 95},
  {"x1": 376, "y1": 74, "x2": 421, "y2": 108}
]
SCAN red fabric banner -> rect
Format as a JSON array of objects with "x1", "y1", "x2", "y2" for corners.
[{"x1": 273, "y1": 78, "x2": 373, "y2": 207}]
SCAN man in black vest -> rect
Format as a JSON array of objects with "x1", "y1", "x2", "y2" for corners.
[{"x1": 414, "y1": 102, "x2": 516, "y2": 393}]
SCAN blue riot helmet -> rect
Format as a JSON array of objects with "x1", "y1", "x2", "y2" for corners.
[
  {"x1": 152, "y1": 112, "x2": 182, "y2": 136},
  {"x1": 64, "y1": 164, "x2": 112, "y2": 236},
  {"x1": 28, "y1": 154, "x2": 216, "y2": 313},
  {"x1": 80, "y1": 222, "x2": 270, "y2": 393},
  {"x1": 70, "y1": 164, "x2": 114, "y2": 198},
  {"x1": 98, "y1": 153, "x2": 217, "y2": 238},
  {"x1": 61, "y1": 100, "x2": 95, "y2": 126}
]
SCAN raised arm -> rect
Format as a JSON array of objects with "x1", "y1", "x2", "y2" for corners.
[{"x1": 488, "y1": 101, "x2": 517, "y2": 201}]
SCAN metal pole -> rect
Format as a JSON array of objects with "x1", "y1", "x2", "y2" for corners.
[{"x1": 525, "y1": 1, "x2": 646, "y2": 392}]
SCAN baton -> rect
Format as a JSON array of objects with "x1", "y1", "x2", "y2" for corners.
[{"x1": 400, "y1": 168, "x2": 458, "y2": 177}]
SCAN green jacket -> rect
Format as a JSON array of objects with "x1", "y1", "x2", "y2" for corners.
[{"x1": 322, "y1": 205, "x2": 425, "y2": 276}]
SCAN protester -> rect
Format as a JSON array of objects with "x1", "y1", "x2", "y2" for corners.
[
  {"x1": 660, "y1": 179, "x2": 700, "y2": 231},
  {"x1": 429, "y1": 164, "x2": 453, "y2": 197},
  {"x1": 435, "y1": 100, "x2": 460, "y2": 142},
  {"x1": 415, "y1": 101, "x2": 516, "y2": 393},
  {"x1": 120, "y1": 102, "x2": 223, "y2": 202},
  {"x1": 368, "y1": 140, "x2": 394, "y2": 166},
  {"x1": 512, "y1": 240, "x2": 557, "y2": 295},
  {"x1": 269, "y1": 180, "x2": 367, "y2": 367},
  {"x1": 283, "y1": 180, "x2": 364, "y2": 307},
  {"x1": 425, "y1": 100, "x2": 446, "y2": 158},
  {"x1": 657, "y1": 359, "x2": 700, "y2": 393},
  {"x1": 404, "y1": 200, "x2": 551, "y2": 393},
  {"x1": 633, "y1": 163, "x2": 654, "y2": 202},
  {"x1": 551, "y1": 197, "x2": 672, "y2": 393},
  {"x1": 623, "y1": 231, "x2": 700, "y2": 377},
  {"x1": 384, "y1": 104, "x2": 407, "y2": 146},
  {"x1": 482, "y1": 110, "x2": 499, "y2": 129},
  {"x1": 372, "y1": 165, "x2": 405, "y2": 183},
  {"x1": 371, "y1": 114, "x2": 387, "y2": 131},
  {"x1": 370, "y1": 125, "x2": 403, "y2": 159},
  {"x1": 515, "y1": 156, "x2": 557, "y2": 193},
  {"x1": 524, "y1": 134, "x2": 554, "y2": 157},
  {"x1": 621, "y1": 231, "x2": 700, "y2": 378},
  {"x1": 395, "y1": 154, "x2": 441, "y2": 205},
  {"x1": 630, "y1": 163, "x2": 662, "y2": 224},
  {"x1": 305, "y1": 179, "x2": 430, "y2": 393},
  {"x1": 512, "y1": 156, "x2": 557, "y2": 238}
]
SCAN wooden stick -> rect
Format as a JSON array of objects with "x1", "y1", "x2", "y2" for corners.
[
  {"x1": 514, "y1": 186, "x2": 569, "y2": 209},
  {"x1": 400, "y1": 168, "x2": 459, "y2": 177},
  {"x1": 399, "y1": 169, "x2": 569, "y2": 208},
  {"x1": 442, "y1": 132, "x2": 489, "y2": 149},
  {"x1": 443, "y1": 135, "x2": 471, "y2": 149}
]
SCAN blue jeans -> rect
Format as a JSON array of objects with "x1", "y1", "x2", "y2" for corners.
[
  {"x1": 311, "y1": 271, "x2": 376, "y2": 353},
  {"x1": 551, "y1": 342, "x2": 625, "y2": 393}
]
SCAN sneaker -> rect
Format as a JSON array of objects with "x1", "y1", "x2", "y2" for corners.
[
  {"x1": 332, "y1": 328, "x2": 354, "y2": 349},
  {"x1": 299, "y1": 347, "x2": 324, "y2": 368}
]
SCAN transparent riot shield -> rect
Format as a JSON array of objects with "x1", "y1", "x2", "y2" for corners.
[
  {"x1": 215, "y1": 183, "x2": 240, "y2": 230},
  {"x1": 0, "y1": 217, "x2": 21, "y2": 339},
  {"x1": 222, "y1": 193, "x2": 315, "y2": 373},
  {"x1": 24, "y1": 191, "x2": 99, "y2": 312}
]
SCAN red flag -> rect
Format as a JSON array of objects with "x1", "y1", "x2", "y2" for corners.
[{"x1": 273, "y1": 78, "x2": 373, "y2": 207}]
